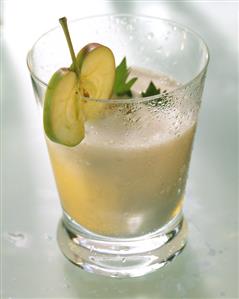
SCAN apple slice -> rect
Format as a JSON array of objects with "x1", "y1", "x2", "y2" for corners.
[
  {"x1": 76, "y1": 43, "x2": 115, "y2": 120},
  {"x1": 43, "y1": 69, "x2": 85, "y2": 146},
  {"x1": 43, "y1": 17, "x2": 115, "y2": 146}
]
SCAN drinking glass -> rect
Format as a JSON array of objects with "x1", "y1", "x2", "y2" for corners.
[{"x1": 27, "y1": 14, "x2": 209, "y2": 277}]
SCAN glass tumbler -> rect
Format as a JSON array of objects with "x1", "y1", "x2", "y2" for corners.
[{"x1": 27, "y1": 14, "x2": 209, "y2": 277}]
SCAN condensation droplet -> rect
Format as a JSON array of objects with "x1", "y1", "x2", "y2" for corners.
[
  {"x1": 7, "y1": 232, "x2": 27, "y2": 247},
  {"x1": 129, "y1": 35, "x2": 134, "y2": 41},
  {"x1": 147, "y1": 32, "x2": 154, "y2": 40},
  {"x1": 168, "y1": 248, "x2": 174, "y2": 254},
  {"x1": 64, "y1": 283, "x2": 70, "y2": 289},
  {"x1": 208, "y1": 248, "x2": 216, "y2": 256},
  {"x1": 44, "y1": 234, "x2": 53, "y2": 241},
  {"x1": 181, "y1": 241, "x2": 185, "y2": 247},
  {"x1": 90, "y1": 256, "x2": 96, "y2": 262},
  {"x1": 122, "y1": 257, "x2": 127, "y2": 263},
  {"x1": 126, "y1": 24, "x2": 133, "y2": 31},
  {"x1": 120, "y1": 18, "x2": 127, "y2": 25},
  {"x1": 7, "y1": 232, "x2": 24, "y2": 241}
]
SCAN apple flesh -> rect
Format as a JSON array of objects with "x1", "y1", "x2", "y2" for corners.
[
  {"x1": 76, "y1": 43, "x2": 115, "y2": 120},
  {"x1": 43, "y1": 43, "x2": 115, "y2": 146}
]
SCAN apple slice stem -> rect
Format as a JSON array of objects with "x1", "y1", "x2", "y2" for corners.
[{"x1": 59, "y1": 17, "x2": 80, "y2": 77}]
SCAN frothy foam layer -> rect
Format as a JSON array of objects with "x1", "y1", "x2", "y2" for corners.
[
  {"x1": 83, "y1": 104, "x2": 193, "y2": 149},
  {"x1": 81, "y1": 68, "x2": 192, "y2": 149}
]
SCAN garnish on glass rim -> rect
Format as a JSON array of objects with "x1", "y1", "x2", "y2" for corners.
[
  {"x1": 113, "y1": 57, "x2": 137, "y2": 97},
  {"x1": 142, "y1": 81, "x2": 169, "y2": 107},
  {"x1": 43, "y1": 17, "x2": 115, "y2": 146},
  {"x1": 113, "y1": 59, "x2": 162, "y2": 100},
  {"x1": 141, "y1": 81, "x2": 161, "y2": 97},
  {"x1": 44, "y1": 16, "x2": 165, "y2": 147}
]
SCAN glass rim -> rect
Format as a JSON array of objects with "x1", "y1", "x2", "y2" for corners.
[{"x1": 26, "y1": 13, "x2": 210, "y2": 104}]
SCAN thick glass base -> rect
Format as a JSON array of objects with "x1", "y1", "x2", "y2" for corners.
[{"x1": 57, "y1": 212, "x2": 187, "y2": 278}]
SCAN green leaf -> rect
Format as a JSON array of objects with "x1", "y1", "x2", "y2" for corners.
[
  {"x1": 142, "y1": 81, "x2": 169, "y2": 107},
  {"x1": 141, "y1": 81, "x2": 161, "y2": 97},
  {"x1": 113, "y1": 57, "x2": 137, "y2": 97}
]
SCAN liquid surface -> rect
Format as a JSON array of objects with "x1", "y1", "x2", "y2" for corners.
[{"x1": 47, "y1": 68, "x2": 196, "y2": 237}]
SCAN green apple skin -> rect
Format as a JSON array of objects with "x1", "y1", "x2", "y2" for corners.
[
  {"x1": 43, "y1": 68, "x2": 85, "y2": 147},
  {"x1": 72, "y1": 43, "x2": 101, "y2": 71}
]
